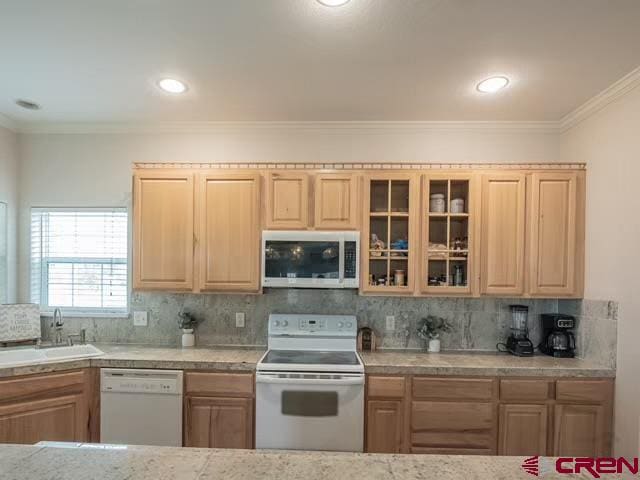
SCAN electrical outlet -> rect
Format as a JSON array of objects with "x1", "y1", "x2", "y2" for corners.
[
  {"x1": 385, "y1": 315, "x2": 395, "y2": 331},
  {"x1": 235, "y1": 312, "x2": 245, "y2": 328},
  {"x1": 133, "y1": 311, "x2": 148, "y2": 327}
]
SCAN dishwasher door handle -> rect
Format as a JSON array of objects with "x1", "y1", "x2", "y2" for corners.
[{"x1": 256, "y1": 374, "x2": 364, "y2": 386}]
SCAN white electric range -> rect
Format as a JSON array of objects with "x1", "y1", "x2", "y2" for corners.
[{"x1": 255, "y1": 314, "x2": 364, "y2": 452}]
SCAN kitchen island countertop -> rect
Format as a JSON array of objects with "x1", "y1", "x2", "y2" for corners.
[{"x1": 0, "y1": 443, "x2": 592, "y2": 480}]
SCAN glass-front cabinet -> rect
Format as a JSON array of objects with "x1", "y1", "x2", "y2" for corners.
[
  {"x1": 362, "y1": 174, "x2": 416, "y2": 293},
  {"x1": 421, "y1": 174, "x2": 478, "y2": 295}
]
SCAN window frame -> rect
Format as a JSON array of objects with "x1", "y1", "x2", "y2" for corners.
[{"x1": 30, "y1": 207, "x2": 130, "y2": 317}]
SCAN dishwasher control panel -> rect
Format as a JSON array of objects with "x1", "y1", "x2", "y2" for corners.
[{"x1": 101, "y1": 368, "x2": 183, "y2": 395}]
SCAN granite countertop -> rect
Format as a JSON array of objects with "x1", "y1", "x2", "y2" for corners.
[
  {"x1": 0, "y1": 344, "x2": 614, "y2": 379},
  {"x1": 361, "y1": 351, "x2": 616, "y2": 378},
  {"x1": 0, "y1": 443, "x2": 592, "y2": 480}
]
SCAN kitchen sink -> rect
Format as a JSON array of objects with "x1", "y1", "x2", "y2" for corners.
[
  {"x1": 0, "y1": 344, "x2": 104, "y2": 367},
  {"x1": 42, "y1": 344, "x2": 104, "y2": 361}
]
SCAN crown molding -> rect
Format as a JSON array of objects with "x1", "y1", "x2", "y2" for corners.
[
  {"x1": 559, "y1": 66, "x2": 640, "y2": 132},
  {"x1": 0, "y1": 113, "x2": 18, "y2": 132},
  {"x1": 18, "y1": 120, "x2": 560, "y2": 135}
]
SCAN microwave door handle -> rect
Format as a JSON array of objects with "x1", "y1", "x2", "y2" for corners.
[{"x1": 256, "y1": 375, "x2": 364, "y2": 386}]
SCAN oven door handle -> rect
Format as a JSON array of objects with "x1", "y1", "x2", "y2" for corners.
[{"x1": 256, "y1": 375, "x2": 364, "y2": 386}]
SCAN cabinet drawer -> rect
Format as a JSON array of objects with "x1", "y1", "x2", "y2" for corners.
[
  {"x1": 411, "y1": 431, "x2": 493, "y2": 450},
  {"x1": 368, "y1": 376, "x2": 405, "y2": 398},
  {"x1": 0, "y1": 370, "x2": 86, "y2": 403},
  {"x1": 411, "y1": 401, "x2": 494, "y2": 431},
  {"x1": 185, "y1": 372, "x2": 253, "y2": 397},
  {"x1": 411, "y1": 446, "x2": 494, "y2": 455},
  {"x1": 500, "y1": 379, "x2": 551, "y2": 402},
  {"x1": 556, "y1": 380, "x2": 612, "y2": 404},
  {"x1": 413, "y1": 377, "x2": 495, "y2": 401}
]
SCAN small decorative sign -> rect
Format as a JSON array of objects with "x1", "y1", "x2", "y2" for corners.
[{"x1": 0, "y1": 304, "x2": 41, "y2": 342}]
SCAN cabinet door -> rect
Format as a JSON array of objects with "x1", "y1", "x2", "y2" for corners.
[
  {"x1": 314, "y1": 174, "x2": 358, "y2": 229},
  {"x1": 553, "y1": 404, "x2": 607, "y2": 457},
  {"x1": 133, "y1": 171, "x2": 194, "y2": 290},
  {"x1": 197, "y1": 173, "x2": 260, "y2": 292},
  {"x1": 266, "y1": 173, "x2": 309, "y2": 229},
  {"x1": 0, "y1": 394, "x2": 88, "y2": 444},
  {"x1": 529, "y1": 172, "x2": 579, "y2": 296},
  {"x1": 366, "y1": 400, "x2": 404, "y2": 453},
  {"x1": 480, "y1": 174, "x2": 526, "y2": 295},
  {"x1": 184, "y1": 396, "x2": 253, "y2": 449},
  {"x1": 498, "y1": 404, "x2": 548, "y2": 456}
]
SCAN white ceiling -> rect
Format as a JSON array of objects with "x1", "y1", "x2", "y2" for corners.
[{"x1": 1, "y1": 0, "x2": 640, "y2": 124}]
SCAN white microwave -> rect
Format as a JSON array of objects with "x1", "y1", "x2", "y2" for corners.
[{"x1": 262, "y1": 231, "x2": 360, "y2": 289}]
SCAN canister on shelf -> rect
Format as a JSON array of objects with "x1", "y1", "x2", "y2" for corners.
[
  {"x1": 450, "y1": 197, "x2": 465, "y2": 213},
  {"x1": 394, "y1": 269, "x2": 406, "y2": 286},
  {"x1": 429, "y1": 193, "x2": 446, "y2": 213}
]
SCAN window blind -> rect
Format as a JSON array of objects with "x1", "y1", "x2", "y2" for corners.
[
  {"x1": 0, "y1": 202, "x2": 7, "y2": 304},
  {"x1": 30, "y1": 208, "x2": 128, "y2": 314}
]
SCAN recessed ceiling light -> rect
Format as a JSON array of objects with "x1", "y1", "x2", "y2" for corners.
[
  {"x1": 157, "y1": 78, "x2": 187, "y2": 94},
  {"x1": 317, "y1": 0, "x2": 351, "y2": 6},
  {"x1": 15, "y1": 99, "x2": 41, "y2": 110},
  {"x1": 476, "y1": 76, "x2": 509, "y2": 93}
]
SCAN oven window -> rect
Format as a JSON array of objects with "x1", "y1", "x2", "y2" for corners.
[
  {"x1": 264, "y1": 241, "x2": 339, "y2": 279},
  {"x1": 281, "y1": 391, "x2": 338, "y2": 417}
]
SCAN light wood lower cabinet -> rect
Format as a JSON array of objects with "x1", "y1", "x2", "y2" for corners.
[
  {"x1": 498, "y1": 404, "x2": 548, "y2": 456},
  {"x1": 184, "y1": 396, "x2": 253, "y2": 449},
  {"x1": 183, "y1": 372, "x2": 254, "y2": 449},
  {"x1": 365, "y1": 375, "x2": 613, "y2": 457},
  {"x1": 366, "y1": 400, "x2": 404, "y2": 453},
  {"x1": 0, "y1": 370, "x2": 91, "y2": 445}
]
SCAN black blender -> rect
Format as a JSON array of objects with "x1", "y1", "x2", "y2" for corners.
[{"x1": 505, "y1": 305, "x2": 534, "y2": 357}]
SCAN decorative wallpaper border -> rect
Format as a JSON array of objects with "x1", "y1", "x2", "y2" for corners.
[{"x1": 133, "y1": 162, "x2": 586, "y2": 171}]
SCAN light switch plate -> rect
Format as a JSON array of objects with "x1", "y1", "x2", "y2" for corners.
[
  {"x1": 385, "y1": 315, "x2": 395, "y2": 331},
  {"x1": 235, "y1": 312, "x2": 245, "y2": 328},
  {"x1": 133, "y1": 311, "x2": 148, "y2": 327}
]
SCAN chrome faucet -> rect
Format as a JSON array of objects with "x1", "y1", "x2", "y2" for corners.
[
  {"x1": 52, "y1": 308, "x2": 64, "y2": 345},
  {"x1": 67, "y1": 328, "x2": 86, "y2": 346}
]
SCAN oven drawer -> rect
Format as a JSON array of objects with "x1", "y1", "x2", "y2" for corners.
[{"x1": 255, "y1": 372, "x2": 364, "y2": 452}]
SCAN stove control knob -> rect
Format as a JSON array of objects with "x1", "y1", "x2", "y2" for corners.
[
  {"x1": 337, "y1": 322, "x2": 344, "y2": 328},
  {"x1": 273, "y1": 320, "x2": 280, "y2": 327},
  {"x1": 346, "y1": 322, "x2": 352, "y2": 328},
  {"x1": 282, "y1": 320, "x2": 289, "y2": 327}
]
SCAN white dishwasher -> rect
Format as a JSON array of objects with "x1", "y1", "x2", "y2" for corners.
[{"x1": 100, "y1": 368, "x2": 183, "y2": 447}]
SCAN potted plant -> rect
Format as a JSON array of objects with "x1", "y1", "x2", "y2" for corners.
[
  {"x1": 417, "y1": 316, "x2": 452, "y2": 353},
  {"x1": 178, "y1": 310, "x2": 200, "y2": 348}
]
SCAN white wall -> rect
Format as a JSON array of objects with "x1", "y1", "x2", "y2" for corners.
[
  {"x1": 561, "y1": 84, "x2": 640, "y2": 457},
  {"x1": 0, "y1": 125, "x2": 18, "y2": 303},
  {"x1": 16, "y1": 126, "x2": 561, "y2": 300}
]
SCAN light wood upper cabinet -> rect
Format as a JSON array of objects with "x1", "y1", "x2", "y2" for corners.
[
  {"x1": 529, "y1": 172, "x2": 582, "y2": 297},
  {"x1": 196, "y1": 173, "x2": 260, "y2": 292},
  {"x1": 498, "y1": 404, "x2": 548, "y2": 456},
  {"x1": 266, "y1": 172, "x2": 309, "y2": 229},
  {"x1": 133, "y1": 171, "x2": 194, "y2": 291},
  {"x1": 421, "y1": 173, "x2": 479, "y2": 295},
  {"x1": 314, "y1": 174, "x2": 359, "y2": 229},
  {"x1": 480, "y1": 173, "x2": 526, "y2": 296}
]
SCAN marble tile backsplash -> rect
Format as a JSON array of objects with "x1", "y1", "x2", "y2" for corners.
[
  {"x1": 40, "y1": 290, "x2": 558, "y2": 352},
  {"x1": 38, "y1": 292, "x2": 617, "y2": 366},
  {"x1": 558, "y1": 299, "x2": 618, "y2": 369}
]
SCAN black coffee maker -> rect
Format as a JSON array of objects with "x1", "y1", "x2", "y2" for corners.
[{"x1": 540, "y1": 314, "x2": 576, "y2": 358}]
